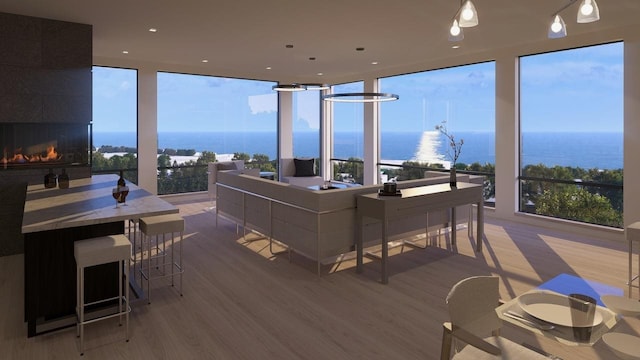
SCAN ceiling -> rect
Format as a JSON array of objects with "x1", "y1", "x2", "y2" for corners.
[{"x1": 1, "y1": 0, "x2": 639, "y2": 84}]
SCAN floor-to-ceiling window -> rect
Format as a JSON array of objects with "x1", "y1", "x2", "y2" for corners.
[
  {"x1": 157, "y1": 72, "x2": 277, "y2": 194},
  {"x1": 92, "y1": 66, "x2": 138, "y2": 184},
  {"x1": 331, "y1": 81, "x2": 364, "y2": 183},
  {"x1": 293, "y1": 90, "x2": 321, "y2": 158},
  {"x1": 379, "y1": 62, "x2": 496, "y2": 202},
  {"x1": 519, "y1": 42, "x2": 623, "y2": 227}
]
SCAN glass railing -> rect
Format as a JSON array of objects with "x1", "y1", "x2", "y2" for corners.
[{"x1": 519, "y1": 175, "x2": 623, "y2": 228}]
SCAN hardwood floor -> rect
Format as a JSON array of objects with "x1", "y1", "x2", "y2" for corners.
[{"x1": 2, "y1": 193, "x2": 638, "y2": 359}]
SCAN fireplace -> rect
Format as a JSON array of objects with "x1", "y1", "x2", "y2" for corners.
[{"x1": 1, "y1": 123, "x2": 90, "y2": 169}]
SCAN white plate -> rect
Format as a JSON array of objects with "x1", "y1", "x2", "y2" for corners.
[
  {"x1": 602, "y1": 333, "x2": 640, "y2": 360},
  {"x1": 601, "y1": 295, "x2": 640, "y2": 316},
  {"x1": 517, "y1": 291, "x2": 603, "y2": 327}
]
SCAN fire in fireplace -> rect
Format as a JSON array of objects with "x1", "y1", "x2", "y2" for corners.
[{"x1": 0, "y1": 123, "x2": 90, "y2": 169}]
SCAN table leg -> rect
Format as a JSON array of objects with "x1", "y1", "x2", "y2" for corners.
[
  {"x1": 382, "y1": 220, "x2": 388, "y2": 284},
  {"x1": 356, "y1": 215, "x2": 363, "y2": 273},
  {"x1": 630, "y1": 234, "x2": 633, "y2": 298},
  {"x1": 476, "y1": 200, "x2": 484, "y2": 252},
  {"x1": 451, "y1": 207, "x2": 456, "y2": 247}
]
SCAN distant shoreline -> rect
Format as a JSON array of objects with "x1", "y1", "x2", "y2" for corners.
[{"x1": 94, "y1": 131, "x2": 624, "y2": 170}]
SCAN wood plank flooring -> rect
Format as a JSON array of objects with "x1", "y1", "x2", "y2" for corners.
[{"x1": 1, "y1": 192, "x2": 638, "y2": 359}]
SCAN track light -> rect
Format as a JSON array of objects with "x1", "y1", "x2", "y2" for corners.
[
  {"x1": 458, "y1": 0, "x2": 478, "y2": 28},
  {"x1": 548, "y1": 0, "x2": 600, "y2": 39},
  {"x1": 577, "y1": 0, "x2": 599, "y2": 23},
  {"x1": 448, "y1": 19, "x2": 464, "y2": 42},
  {"x1": 548, "y1": 14, "x2": 567, "y2": 39}
]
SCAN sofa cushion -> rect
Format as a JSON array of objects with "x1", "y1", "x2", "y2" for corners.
[{"x1": 294, "y1": 158, "x2": 316, "y2": 177}]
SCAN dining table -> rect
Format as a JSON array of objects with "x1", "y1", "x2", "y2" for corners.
[{"x1": 495, "y1": 274, "x2": 628, "y2": 355}]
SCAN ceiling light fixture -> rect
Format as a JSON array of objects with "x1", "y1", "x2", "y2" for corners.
[
  {"x1": 448, "y1": 19, "x2": 464, "y2": 42},
  {"x1": 457, "y1": 0, "x2": 479, "y2": 27},
  {"x1": 447, "y1": 0, "x2": 477, "y2": 42},
  {"x1": 322, "y1": 92, "x2": 399, "y2": 103},
  {"x1": 548, "y1": 15, "x2": 567, "y2": 38},
  {"x1": 577, "y1": 0, "x2": 599, "y2": 23},
  {"x1": 302, "y1": 83, "x2": 330, "y2": 91},
  {"x1": 548, "y1": 0, "x2": 600, "y2": 39},
  {"x1": 272, "y1": 84, "x2": 307, "y2": 92},
  {"x1": 149, "y1": 28, "x2": 157, "y2": 32}
]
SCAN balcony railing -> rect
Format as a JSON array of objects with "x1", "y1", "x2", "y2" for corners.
[{"x1": 519, "y1": 175, "x2": 623, "y2": 228}]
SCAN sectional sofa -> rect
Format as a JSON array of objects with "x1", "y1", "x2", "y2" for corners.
[{"x1": 214, "y1": 169, "x2": 483, "y2": 273}]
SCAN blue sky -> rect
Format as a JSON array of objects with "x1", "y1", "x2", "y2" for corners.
[{"x1": 92, "y1": 42, "x2": 623, "y2": 134}]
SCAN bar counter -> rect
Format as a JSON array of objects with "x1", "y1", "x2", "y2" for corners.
[
  {"x1": 23, "y1": 174, "x2": 177, "y2": 233},
  {"x1": 22, "y1": 174, "x2": 179, "y2": 337}
]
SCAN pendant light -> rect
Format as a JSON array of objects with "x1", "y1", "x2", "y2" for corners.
[
  {"x1": 548, "y1": 14, "x2": 568, "y2": 39},
  {"x1": 457, "y1": 0, "x2": 479, "y2": 28},
  {"x1": 577, "y1": 0, "x2": 599, "y2": 23}
]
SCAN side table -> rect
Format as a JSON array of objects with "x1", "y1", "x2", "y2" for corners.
[{"x1": 626, "y1": 222, "x2": 640, "y2": 299}]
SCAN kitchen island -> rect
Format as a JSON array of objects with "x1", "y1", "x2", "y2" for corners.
[{"x1": 22, "y1": 174, "x2": 178, "y2": 337}]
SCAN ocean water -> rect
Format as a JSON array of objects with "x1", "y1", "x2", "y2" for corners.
[{"x1": 93, "y1": 131, "x2": 623, "y2": 170}]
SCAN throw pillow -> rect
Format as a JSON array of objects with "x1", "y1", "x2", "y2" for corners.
[{"x1": 294, "y1": 158, "x2": 316, "y2": 177}]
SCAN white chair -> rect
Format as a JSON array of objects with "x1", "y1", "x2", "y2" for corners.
[{"x1": 440, "y1": 276, "x2": 550, "y2": 359}]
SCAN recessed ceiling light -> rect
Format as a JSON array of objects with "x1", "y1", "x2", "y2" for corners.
[
  {"x1": 317, "y1": 72, "x2": 323, "y2": 76},
  {"x1": 451, "y1": 45, "x2": 460, "y2": 49},
  {"x1": 122, "y1": 50, "x2": 129, "y2": 54},
  {"x1": 202, "y1": 59, "x2": 208, "y2": 63},
  {"x1": 371, "y1": 61, "x2": 378, "y2": 65},
  {"x1": 266, "y1": 66, "x2": 272, "y2": 70},
  {"x1": 149, "y1": 28, "x2": 157, "y2": 32}
]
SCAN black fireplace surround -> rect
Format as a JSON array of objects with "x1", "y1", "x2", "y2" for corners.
[{"x1": 1, "y1": 123, "x2": 90, "y2": 169}]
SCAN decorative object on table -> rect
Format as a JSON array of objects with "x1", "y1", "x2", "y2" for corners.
[
  {"x1": 436, "y1": 120, "x2": 464, "y2": 188},
  {"x1": 44, "y1": 168, "x2": 57, "y2": 188},
  {"x1": 57, "y1": 168, "x2": 69, "y2": 189},
  {"x1": 379, "y1": 181, "x2": 401, "y2": 196},
  {"x1": 113, "y1": 171, "x2": 129, "y2": 207}
]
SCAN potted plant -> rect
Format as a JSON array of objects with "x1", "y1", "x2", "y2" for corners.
[{"x1": 435, "y1": 120, "x2": 464, "y2": 187}]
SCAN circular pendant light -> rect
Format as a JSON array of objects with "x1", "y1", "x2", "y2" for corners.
[{"x1": 322, "y1": 92, "x2": 399, "y2": 103}]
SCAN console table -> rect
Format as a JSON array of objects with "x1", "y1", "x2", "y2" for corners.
[
  {"x1": 356, "y1": 182, "x2": 484, "y2": 284},
  {"x1": 22, "y1": 174, "x2": 178, "y2": 337}
]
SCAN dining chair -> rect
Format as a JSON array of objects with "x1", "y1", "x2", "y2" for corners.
[{"x1": 440, "y1": 276, "x2": 550, "y2": 359}]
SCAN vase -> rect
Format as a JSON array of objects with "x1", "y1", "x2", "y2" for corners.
[
  {"x1": 58, "y1": 168, "x2": 69, "y2": 189},
  {"x1": 44, "y1": 169, "x2": 57, "y2": 188},
  {"x1": 449, "y1": 167, "x2": 457, "y2": 188}
]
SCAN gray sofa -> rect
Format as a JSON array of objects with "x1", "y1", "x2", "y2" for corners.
[
  {"x1": 215, "y1": 170, "x2": 481, "y2": 273},
  {"x1": 207, "y1": 160, "x2": 260, "y2": 200}
]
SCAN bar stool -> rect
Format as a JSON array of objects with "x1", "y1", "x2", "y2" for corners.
[
  {"x1": 128, "y1": 219, "x2": 140, "y2": 283},
  {"x1": 626, "y1": 222, "x2": 640, "y2": 299},
  {"x1": 74, "y1": 234, "x2": 131, "y2": 356},
  {"x1": 139, "y1": 213, "x2": 184, "y2": 304}
]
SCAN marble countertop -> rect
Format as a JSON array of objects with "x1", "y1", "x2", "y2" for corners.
[{"x1": 22, "y1": 174, "x2": 178, "y2": 234}]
